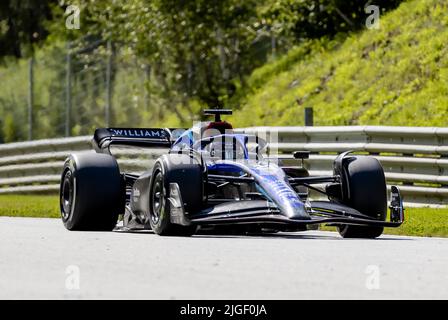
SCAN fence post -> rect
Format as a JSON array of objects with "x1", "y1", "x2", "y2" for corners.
[
  {"x1": 144, "y1": 64, "x2": 151, "y2": 112},
  {"x1": 65, "y1": 41, "x2": 72, "y2": 137},
  {"x1": 270, "y1": 26, "x2": 276, "y2": 59},
  {"x1": 28, "y1": 56, "x2": 34, "y2": 140},
  {"x1": 304, "y1": 107, "x2": 313, "y2": 126},
  {"x1": 105, "y1": 40, "x2": 113, "y2": 127}
]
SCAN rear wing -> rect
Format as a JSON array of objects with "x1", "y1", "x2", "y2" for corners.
[{"x1": 92, "y1": 128, "x2": 175, "y2": 152}]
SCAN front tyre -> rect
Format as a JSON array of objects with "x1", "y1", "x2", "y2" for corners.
[
  {"x1": 149, "y1": 155, "x2": 201, "y2": 236},
  {"x1": 60, "y1": 152, "x2": 124, "y2": 231},
  {"x1": 337, "y1": 156, "x2": 387, "y2": 239}
]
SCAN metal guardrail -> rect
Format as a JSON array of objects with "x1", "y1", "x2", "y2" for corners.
[{"x1": 1, "y1": 126, "x2": 448, "y2": 207}]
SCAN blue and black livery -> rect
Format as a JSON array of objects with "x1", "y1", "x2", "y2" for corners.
[{"x1": 60, "y1": 109, "x2": 404, "y2": 238}]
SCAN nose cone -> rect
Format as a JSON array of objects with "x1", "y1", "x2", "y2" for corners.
[
  {"x1": 278, "y1": 193, "x2": 310, "y2": 219},
  {"x1": 261, "y1": 178, "x2": 310, "y2": 220},
  {"x1": 250, "y1": 165, "x2": 310, "y2": 220}
]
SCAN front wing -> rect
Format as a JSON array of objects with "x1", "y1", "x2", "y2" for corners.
[{"x1": 169, "y1": 184, "x2": 404, "y2": 229}]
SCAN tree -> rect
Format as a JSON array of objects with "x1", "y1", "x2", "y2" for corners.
[
  {"x1": 58, "y1": 0, "x2": 265, "y2": 115},
  {"x1": 262, "y1": 0, "x2": 402, "y2": 40},
  {"x1": 0, "y1": 0, "x2": 53, "y2": 59}
]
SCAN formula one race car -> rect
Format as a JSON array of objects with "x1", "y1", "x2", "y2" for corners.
[{"x1": 60, "y1": 109, "x2": 404, "y2": 238}]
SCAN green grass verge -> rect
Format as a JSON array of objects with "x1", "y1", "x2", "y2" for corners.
[
  {"x1": 1, "y1": 195, "x2": 447, "y2": 237},
  {"x1": 321, "y1": 207, "x2": 448, "y2": 238},
  {"x1": 0, "y1": 195, "x2": 60, "y2": 218},
  {"x1": 231, "y1": 0, "x2": 448, "y2": 128}
]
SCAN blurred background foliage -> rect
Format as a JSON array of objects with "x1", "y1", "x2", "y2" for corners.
[{"x1": 1, "y1": 0, "x2": 440, "y2": 143}]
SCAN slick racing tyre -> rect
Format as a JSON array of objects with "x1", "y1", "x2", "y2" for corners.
[
  {"x1": 149, "y1": 154, "x2": 201, "y2": 236},
  {"x1": 60, "y1": 152, "x2": 124, "y2": 231},
  {"x1": 337, "y1": 156, "x2": 387, "y2": 239}
]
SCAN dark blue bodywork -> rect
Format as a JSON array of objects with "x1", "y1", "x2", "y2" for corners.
[{"x1": 171, "y1": 125, "x2": 309, "y2": 219}]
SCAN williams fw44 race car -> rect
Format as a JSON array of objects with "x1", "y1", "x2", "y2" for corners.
[{"x1": 60, "y1": 109, "x2": 404, "y2": 238}]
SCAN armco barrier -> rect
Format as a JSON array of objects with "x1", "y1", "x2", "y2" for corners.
[{"x1": 1, "y1": 126, "x2": 448, "y2": 207}]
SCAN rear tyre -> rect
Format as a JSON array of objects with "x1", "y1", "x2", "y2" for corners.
[
  {"x1": 337, "y1": 156, "x2": 387, "y2": 239},
  {"x1": 60, "y1": 152, "x2": 124, "y2": 231},
  {"x1": 149, "y1": 154, "x2": 202, "y2": 236}
]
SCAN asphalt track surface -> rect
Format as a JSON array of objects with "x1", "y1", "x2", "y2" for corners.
[{"x1": 0, "y1": 217, "x2": 447, "y2": 299}]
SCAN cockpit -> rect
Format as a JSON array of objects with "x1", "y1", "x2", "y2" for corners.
[
  {"x1": 171, "y1": 109, "x2": 269, "y2": 161},
  {"x1": 201, "y1": 136, "x2": 246, "y2": 160},
  {"x1": 195, "y1": 134, "x2": 267, "y2": 162}
]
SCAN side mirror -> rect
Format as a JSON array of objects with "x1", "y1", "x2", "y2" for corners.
[{"x1": 292, "y1": 151, "x2": 310, "y2": 160}]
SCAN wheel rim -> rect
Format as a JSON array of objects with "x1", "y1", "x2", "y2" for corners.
[
  {"x1": 60, "y1": 170, "x2": 73, "y2": 221},
  {"x1": 151, "y1": 170, "x2": 164, "y2": 224}
]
